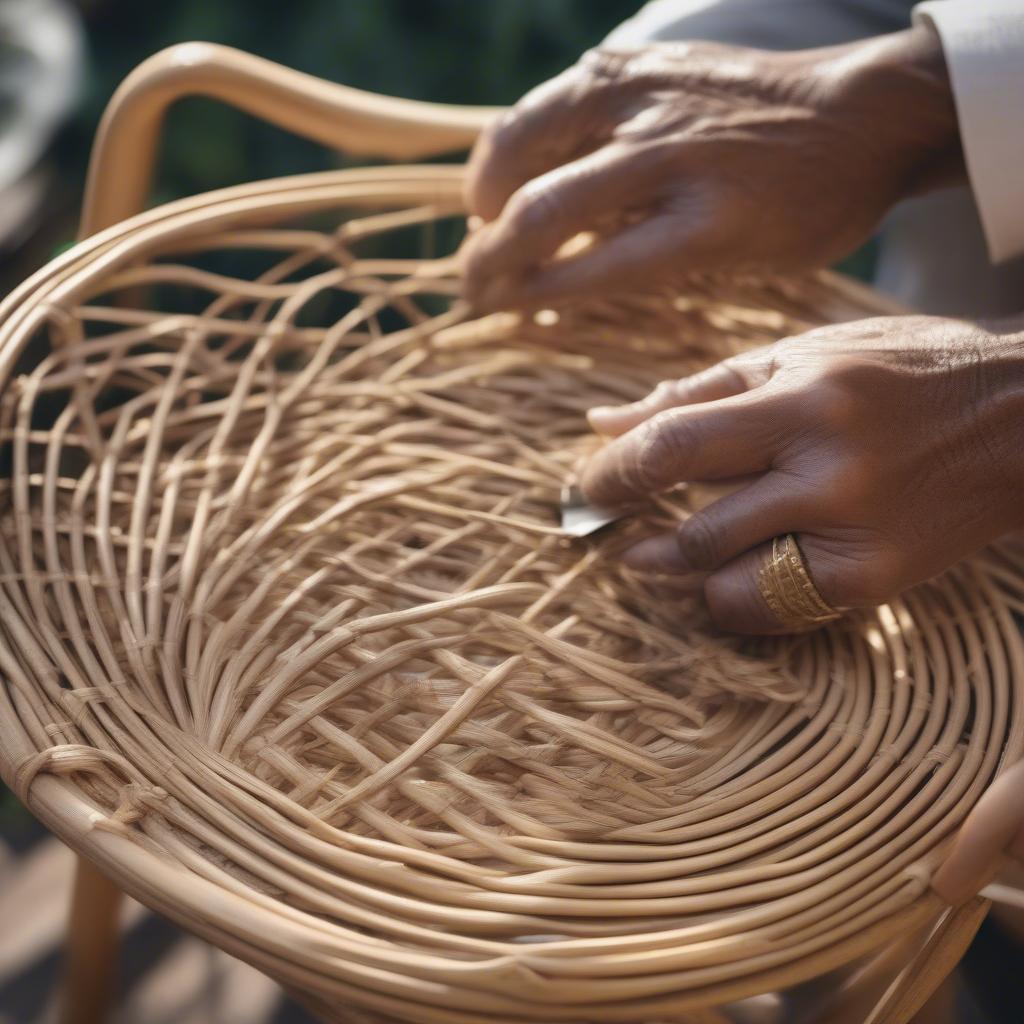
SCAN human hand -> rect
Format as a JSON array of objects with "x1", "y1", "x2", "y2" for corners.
[
  {"x1": 461, "y1": 27, "x2": 961, "y2": 311},
  {"x1": 578, "y1": 315, "x2": 1024, "y2": 633},
  {"x1": 932, "y1": 761, "x2": 1024, "y2": 906}
]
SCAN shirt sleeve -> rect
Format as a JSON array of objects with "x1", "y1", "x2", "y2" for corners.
[{"x1": 914, "y1": 0, "x2": 1024, "y2": 263}]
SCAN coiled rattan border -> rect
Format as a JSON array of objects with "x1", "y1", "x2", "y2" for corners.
[{"x1": 1, "y1": 166, "x2": 1022, "y2": 1024}]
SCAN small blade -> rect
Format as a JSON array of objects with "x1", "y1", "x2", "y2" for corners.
[{"x1": 559, "y1": 484, "x2": 626, "y2": 538}]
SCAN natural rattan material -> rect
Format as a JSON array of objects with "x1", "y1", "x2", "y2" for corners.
[{"x1": 1, "y1": 167, "x2": 1022, "y2": 1024}]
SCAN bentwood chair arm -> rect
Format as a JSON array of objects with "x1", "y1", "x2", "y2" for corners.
[
  {"x1": 79, "y1": 41, "x2": 503, "y2": 238},
  {"x1": 66, "y1": 44, "x2": 502, "y2": 1023}
]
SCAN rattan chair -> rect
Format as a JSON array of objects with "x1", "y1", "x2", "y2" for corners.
[{"x1": 0, "y1": 43, "x2": 1020, "y2": 1024}]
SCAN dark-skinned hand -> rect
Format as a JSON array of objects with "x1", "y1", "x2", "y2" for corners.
[
  {"x1": 579, "y1": 315, "x2": 1024, "y2": 634},
  {"x1": 462, "y1": 26, "x2": 961, "y2": 310},
  {"x1": 461, "y1": 20, "x2": 1024, "y2": 911}
]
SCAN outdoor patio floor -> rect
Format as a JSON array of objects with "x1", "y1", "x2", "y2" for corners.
[
  {"x1": 0, "y1": 816, "x2": 315, "y2": 1024},
  {"x1": 1, "y1": 811, "x2": 1016, "y2": 1023}
]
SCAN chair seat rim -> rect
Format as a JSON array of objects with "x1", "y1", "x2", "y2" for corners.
[{"x1": 1, "y1": 169, "x2": 1021, "y2": 1023}]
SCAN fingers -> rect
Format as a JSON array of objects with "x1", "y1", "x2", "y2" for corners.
[
  {"x1": 703, "y1": 534, "x2": 849, "y2": 635},
  {"x1": 465, "y1": 65, "x2": 608, "y2": 222},
  {"x1": 623, "y1": 474, "x2": 811, "y2": 574},
  {"x1": 486, "y1": 209, "x2": 708, "y2": 311},
  {"x1": 701, "y1": 528, "x2": 921, "y2": 633},
  {"x1": 462, "y1": 146, "x2": 629, "y2": 306},
  {"x1": 589, "y1": 362, "x2": 752, "y2": 437},
  {"x1": 579, "y1": 391, "x2": 786, "y2": 509},
  {"x1": 626, "y1": 528, "x2": 889, "y2": 634},
  {"x1": 931, "y1": 761, "x2": 1024, "y2": 905},
  {"x1": 461, "y1": 145, "x2": 677, "y2": 311},
  {"x1": 703, "y1": 542, "x2": 786, "y2": 634}
]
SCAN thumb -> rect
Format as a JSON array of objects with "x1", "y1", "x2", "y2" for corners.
[
  {"x1": 932, "y1": 760, "x2": 1024, "y2": 905},
  {"x1": 508, "y1": 209, "x2": 706, "y2": 311},
  {"x1": 703, "y1": 537, "x2": 843, "y2": 636},
  {"x1": 588, "y1": 362, "x2": 750, "y2": 437}
]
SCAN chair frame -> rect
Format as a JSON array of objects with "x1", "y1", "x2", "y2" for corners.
[{"x1": 7, "y1": 40, "x2": 994, "y2": 1024}]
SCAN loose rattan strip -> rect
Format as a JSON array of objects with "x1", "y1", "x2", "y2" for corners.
[{"x1": 0, "y1": 166, "x2": 1022, "y2": 1024}]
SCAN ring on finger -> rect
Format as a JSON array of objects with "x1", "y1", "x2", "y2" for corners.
[{"x1": 757, "y1": 533, "x2": 842, "y2": 630}]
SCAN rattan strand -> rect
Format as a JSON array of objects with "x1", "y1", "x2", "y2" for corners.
[{"x1": 0, "y1": 167, "x2": 1022, "y2": 1024}]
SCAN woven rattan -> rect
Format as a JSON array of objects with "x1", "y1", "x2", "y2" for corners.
[{"x1": 1, "y1": 165, "x2": 1023, "y2": 1024}]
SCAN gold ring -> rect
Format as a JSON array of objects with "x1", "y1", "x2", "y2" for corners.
[{"x1": 757, "y1": 534, "x2": 841, "y2": 630}]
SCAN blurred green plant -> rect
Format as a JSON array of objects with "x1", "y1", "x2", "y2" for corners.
[
  {"x1": 0, "y1": 781, "x2": 28, "y2": 831},
  {"x1": 60, "y1": 0, "x2": 639, "y2": 206}
]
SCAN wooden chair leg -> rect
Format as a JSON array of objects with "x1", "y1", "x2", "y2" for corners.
[
  {"x1": 909, "y1": 976, "x2": 957, "y2": 1024},
  {"x1": 61, "y1": 856, "x2": 122, "y2": 1024},
  {"x1": 801, "y1": 898, "x2": 987, "y2": 1024},
  {"x1": 868, "y1": 898, "x2": 988, "y2": 1024}
]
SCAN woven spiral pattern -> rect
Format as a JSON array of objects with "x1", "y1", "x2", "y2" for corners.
[{"x1": 1, "y1": 167, "x2": 1022, "y2": 1024}]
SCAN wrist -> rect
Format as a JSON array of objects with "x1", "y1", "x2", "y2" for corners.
[{"x1": 823, "y1": 24, "x2": 965, "y2": 198}]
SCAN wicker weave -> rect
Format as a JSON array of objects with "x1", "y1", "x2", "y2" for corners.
[{"x1": 1, "y1": 166, "x2": 1022, "y2": 1024}]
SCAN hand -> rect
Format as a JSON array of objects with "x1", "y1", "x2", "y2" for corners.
[
  {"x1": 578, "y1": 314, "x2": 1024, "y2": 634},
  {"x1": 461, "y1": 27, "x2": 961, "y2": 311},
  {"x1": 932, "y1": 761, "x2": 1024, "y2": 905}
]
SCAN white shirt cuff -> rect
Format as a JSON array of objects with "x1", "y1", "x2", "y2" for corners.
[{"x1": 914, "y1": 0, "x2": 1024, "y2": 263}]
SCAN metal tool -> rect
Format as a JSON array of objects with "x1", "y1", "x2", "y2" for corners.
[{"x1": 559, "y1": 483, "x2": 627, "y2": 538}]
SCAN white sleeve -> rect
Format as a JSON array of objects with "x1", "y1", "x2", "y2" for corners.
[{"x1": 914, "y1": 0, "x2": 1024, "y2": 263}]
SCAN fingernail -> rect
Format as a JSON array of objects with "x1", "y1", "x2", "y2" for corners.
[
  {"x1": 623, "y1": 534, "x2": 690, "y2": 574},
  {"x1": 587, "y1": 405, "x2": 629, "y2": 436}
]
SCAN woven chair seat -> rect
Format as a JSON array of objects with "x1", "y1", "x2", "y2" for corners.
[{"x1": 1, "y1": 166, "x2": 1022, "y2": 1024}]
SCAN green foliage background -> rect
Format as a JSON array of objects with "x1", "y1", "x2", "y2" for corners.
[
  {"x1": 61, "y1": 0, "x2": 640, "y2": 205},
  {"x1": 38, "y1": 0, "x2": 873, "y2": 286}
]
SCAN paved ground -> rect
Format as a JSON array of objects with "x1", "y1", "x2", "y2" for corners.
[
  {"x1": 0, "y1": 812, "x2": 315, "y2": 1024},
  {"x1": 0, "y1": 804, "x2": 1017, "y2": 1023}
]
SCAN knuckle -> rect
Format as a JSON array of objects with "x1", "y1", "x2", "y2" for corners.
[
  {"x1": 648, "y1": 379, "x2": 681, "y2": 406},
  {"x1": 506, "y1": 181, "x2": 565, "y2": 235},
  {"x1": 472, "y1": 112, "x2": 525, "y2": 184},
  {"x1": 675, "y1": 365, "x2": 717, "y2": 397},
  {"x1": 481, "y1": 111, "x2": 517, "y2": 156},
  {"x1": 798, "y1": 378, "x2": 859, "y2": 433},
  {"x1": 676, "y1": 511, "x2": 721, "y2": 571},
  {"x1": 459, "y1": 226, "x2": 485, "y2": 269},
  {"x1": 717, "y1": 358, "x2": 751, "y2": 391},
  {"x1": 458, "y1": 248, "x2": 485, "y2": 299},
  {"x1": 815, "y1": 457, "x2": 881, "y2": 518},
  {"x1": 827, "y1": 554, "x2": 906, "y2": 608},
  {"x1": 803, "y1": 357, "x2": 886, "y2": 430},
  {"x1": 580, "y1": 47, "x2": 632, "y2": 82},
  {"x1": 821, "y1": 356, "x2": 877, "y2": 388},
  {"x1": 635, "y1": 411, "x2": 698, "y2": 490}
]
